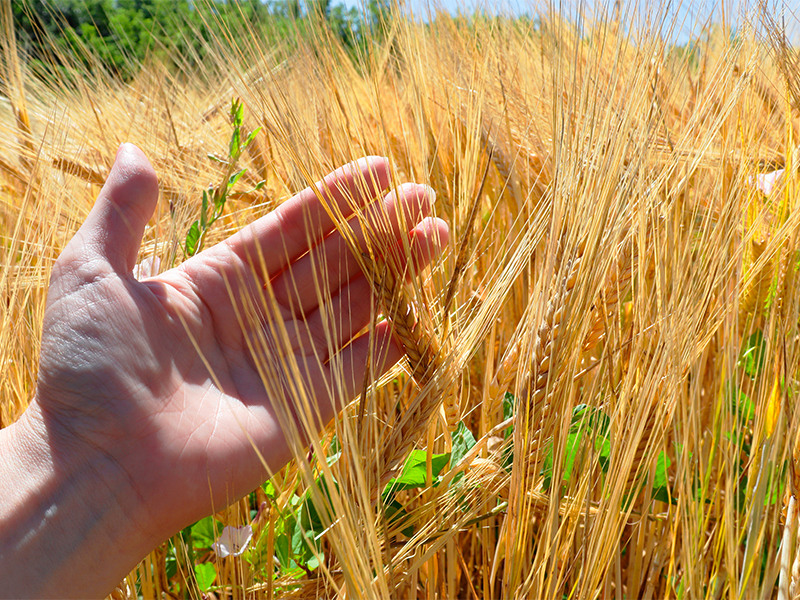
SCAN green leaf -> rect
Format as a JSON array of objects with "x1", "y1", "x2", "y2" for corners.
[
  {"x1": 262, "y1": 480, "x2": 278, "y2": 500},
  {"x1": 653, "y1": 451, "x2": 671, "y2": 490},
  {"x1": 194, "y1": 562, "x2": 216, "y2": 592},
  {"x1": 501, "y1": 393, "x2": 516, "y2": 469},
  {"x1": 279, "y1": 475, "x2": 339, "y2": 572},
  {"x1": 651, "y1": 451, "x2": 676, "y2": 504},
  {"x1": 542, "y1": 404, "x2": 612, "y2": 489},
  {"x1": 739, "y1": 330, "x2": 766, "y2": 378},
  {"x1": 652, "y1": 486, "x2": 674, "y2": 504},
  {"x1": 291, "y1": 522, "x2": 311, "y2": 564},
  {"x1": 298, "y1": 477, "x2": 335, "y2": 534},
  {"x1": 229, "y1": 137, "x2": 242, "y2": 162},
  {"x1": 450, "y1": 422, "x2": 477, "y2": 485},
  {"x1": 207, "y1": 153, "x2": 227, "y2": 164},
  {"x1": 290, "y1": 513, "x2": 319, "y2": 570},
  {"x1": 200, "y1": 189, "x2": 209, "y2": 228},
  {"x1": 503, "y1": 392, "x2": 515, "y2": 439},
  {"x1": 274, "y1": 518, "x2": 291, "y2": 568},
  {"x1": 562, "y1": 430, "x2": 583, "y2": 483},
  {"x1": 327, "y1": 436, "x2": 342, "y2": 466},
  {"x1": 229, "y1": 101, "x2": 243, "y2": 161},
  {"x1": 672, "y1": 573, "x2": 686, "y2": 600},
  {"x1": 588, "y1": 408, "x2": 610, "y2": 437},
  {"x1": 385, "y1": 498, "x2": 415, "y2": 537},
  {"x1": 254, "y1": 180, "x2": 266, "y2": 191},
  {"x1": 279, "y1": 510, "x2": 311, "y2": 571},
  {"x1": 184, "y1": 220, "x2": 201, "y2": 257},
  {"x1": 588, "y1": 409, "x2": 611, "y2": 472},
  {"x1": 165, "y1": 543, "x2": 178, "y2": 579},
  {"x1": 231, "y1": 98, "x2": 244, "y2": 128},
  {"x1": 450, "y1": 422, "x2": 476, "y2": 468},
  {"x1": 190, "y1": 516, "x2": 222, "y2": 550},
  {"x1": 384, "y1": 449, "x2": 451, "y2": 494},
  {"x1": 503, "y1": 392, "x2": 515, "y2": 420},
  {"x1": 596, "y1": 434, "x2": 611, "y2": 473},
  {"x1": 561, "y1": 404, "x2": 593, "y2": 483},
  {"x1": 244, "y1": 126, "x2": 262, "y2": 148},
  {"x1": 228, "y1": 169, "x2": 247, "y2": 190},
  {"x1": 570, "y1": 403, "x2": 589, "y2": 426},
  {"x1": 541, "y1": 444, "x2": 553, "y2": 490},
  {"x1": 765, "y1": 464, "x2": 786, "y2": 507}
]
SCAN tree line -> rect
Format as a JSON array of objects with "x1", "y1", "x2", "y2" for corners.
[{"x1": 10, "y1": 1, "x2": 390, "y2": 81}]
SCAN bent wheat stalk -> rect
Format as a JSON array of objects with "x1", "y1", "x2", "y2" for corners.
[{"x1": 359, "y1": 253, "x2": 454, "y2": 487}]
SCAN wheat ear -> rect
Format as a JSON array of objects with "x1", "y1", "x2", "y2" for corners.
[
  {"x1": 363, "y1": 256, "x2": 443, "y2": 383},
  {"x1": 360, "y1": 254, "x2": 452, "y2": 484},
  {"x1": 519, "y1": 258, "x2": 580, "y2": 455},
  {"x1": 583, "y1": 237, "x2": 636, "y2": 352},
  {"x1": 485, "y1": 233, "x2": 571, "y2": 416},
  {"x1": 491, "y1": 234, "x2": 631, "y2": 452},
  {"x1": 485, "y1": 249, "x2": 581, "y2": 482},
  {"x1": 739, "y1": 237, "x2": 774, "y2": 326},
  {"x1": 485, "y1": 339, "x2": 521, "y2": 419}
]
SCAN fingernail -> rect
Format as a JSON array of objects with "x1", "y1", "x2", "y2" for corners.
[{"x1": 115, "y1": 143, "x2": 125, "y2": 160}]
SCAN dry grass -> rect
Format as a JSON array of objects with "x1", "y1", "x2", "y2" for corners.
[{"x1": 2, "y1": 1, "x2": 800, "y2": 598}]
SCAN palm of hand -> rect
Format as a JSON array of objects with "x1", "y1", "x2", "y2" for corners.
[{"x1": 32, "y1": 144, "x2": 447, "y2": 535}]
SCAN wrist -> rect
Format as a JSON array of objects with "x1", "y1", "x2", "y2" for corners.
[{"x1": 0, "y1": 403, "x2": 158, "y2": 598}]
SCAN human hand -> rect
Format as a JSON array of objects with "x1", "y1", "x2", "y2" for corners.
[{"x1": 0, "y1": 143, "x2": 447, "y2": 597}]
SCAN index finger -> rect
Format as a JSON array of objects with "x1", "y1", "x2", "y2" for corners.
[{"x1": 223, "y1": 156, "x2": 391, "y2": 279}]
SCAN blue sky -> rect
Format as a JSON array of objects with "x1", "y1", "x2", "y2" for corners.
[{"x1": 336, "y1": 1, "x2": 800, "y2": 45}]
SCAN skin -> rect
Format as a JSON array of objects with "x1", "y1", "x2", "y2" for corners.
[{"x1": 0, "y1": 144, "x2": 448, "y2": 598}]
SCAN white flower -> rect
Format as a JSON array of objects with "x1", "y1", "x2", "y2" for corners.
[
  {"x1": 211, "y1": 525, "x2": 253, "y2": 558},
  {"x1": 132, "y1": 256, "x2": 161, "y2": 280},
  {"x1": 752, "y1": 169, "x2": 785, "y2": 196}
]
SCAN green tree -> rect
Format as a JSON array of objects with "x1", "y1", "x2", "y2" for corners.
[{"x1": 10, "y1": 0, "x2": 379, "y2": 82}]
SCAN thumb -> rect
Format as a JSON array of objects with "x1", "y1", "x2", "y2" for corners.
[{"x1": 75, "y1": 143, "x2": 159, "y2": 275}]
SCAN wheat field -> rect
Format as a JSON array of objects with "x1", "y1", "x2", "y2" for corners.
[{"x1": 2, "y1": 1, "x2": 800, "y2": 598}]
